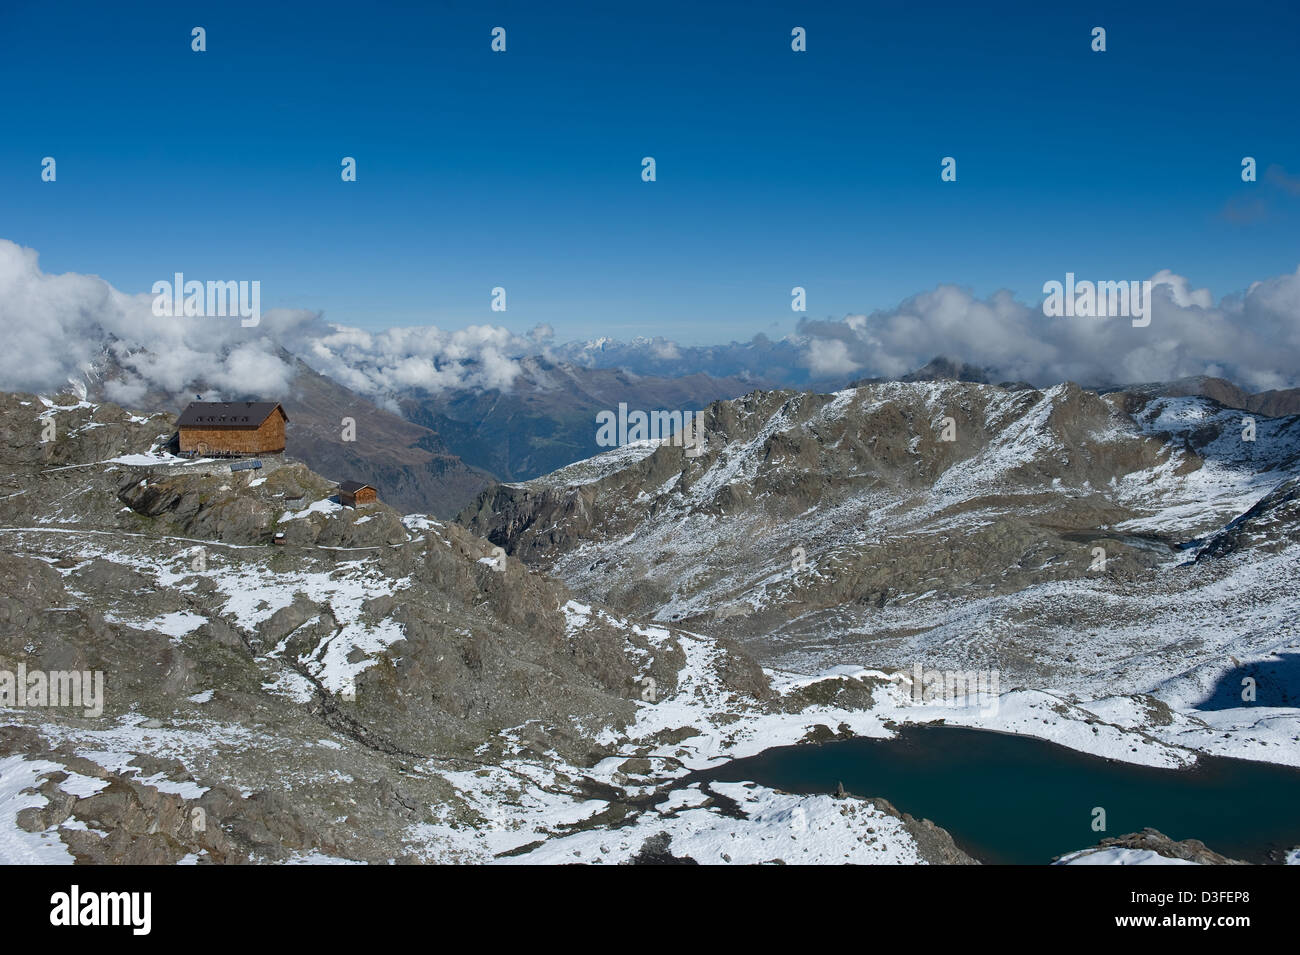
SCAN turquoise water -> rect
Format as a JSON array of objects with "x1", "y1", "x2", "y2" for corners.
[{"x1": 690, "y1": 726, "x2": 1300, "y2": 864}]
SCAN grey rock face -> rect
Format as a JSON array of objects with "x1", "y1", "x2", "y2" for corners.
[
  {"x1": 1, "y1": 387, "x2": 837, "y2": 864},
  {"x1": 456, "y1": 381, "x2": 1300, "y2": 687},
  {"x1": 1058, "y1": 828, "x2": 1248, "y2": 865},
  {"x1": 1194, "y1": 475, "x2": 1300, "y2": 561},
  {"x1": 7, "y1": 378, "x2": 1294, "y2": 866}
]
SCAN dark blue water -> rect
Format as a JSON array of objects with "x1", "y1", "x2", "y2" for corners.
[{"x1": 690, "y1": 726, "x2": 1300, "y2": 864}]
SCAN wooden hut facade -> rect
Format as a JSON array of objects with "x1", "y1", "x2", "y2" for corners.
[
  {"x1": 177, "y1": 401, "x2": 288, "y2": 456},
  {"x1": 338, "y1": 481, "x2": 377, "y2": 507}
]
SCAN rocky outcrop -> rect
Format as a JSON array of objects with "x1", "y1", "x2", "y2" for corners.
[
  {"x1": 1057, "y1": 828, "x2": 1248, "y2": 865},
  {"x1": 456, "y1": 381, "x2": 1186, "y2": 639},
  {"x1": 1143, "y1": 375, "x2": 1300, "y2": 419},
  {"x1": 866, "y1": 795, "x2": 980, "y2": 865},
  {"x1": 0, "y1": 388, "x2": 780, "y2": 864},
  {"x1": 1194, "y1": 475, "x2": 1300, "y2": 561},
  {"x1": 0, "y1": 391, "x2": 173, "y2": 468},
  {"x1": 115, "y1": 461, "x2": 409, "y2": 547}
]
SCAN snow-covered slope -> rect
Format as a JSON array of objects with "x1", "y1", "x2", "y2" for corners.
[
  {"x1": 6, "y1": 382, "x2": 1296, "y2": 865},
  {"x1": 0, "y1": 389, "x2": 970, "y2": 864},
  {"x1": 461, "y1": 380, "x2": 1300, "y2": 771}
]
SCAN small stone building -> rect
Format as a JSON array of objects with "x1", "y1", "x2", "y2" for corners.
[
  {"x1": 177, "y1": 402, "x2": 288, "y2": 455},
  {"x1": 338, "y1": 480, "x2": 377, "y2": 507}
]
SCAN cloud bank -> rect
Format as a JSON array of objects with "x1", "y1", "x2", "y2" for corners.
[
  {"x1": 0, "y1": 240, "x2": 313, "y2": 404},
  {"x1": 796, "y1": 267, "x2": 1300, "y2": 392},
  {"x1": 0, "y1": 239, "x2": 536, "y2": 403},
  {"x1": 2, "y1": 238, "x2": 1298, "y2": 404}
]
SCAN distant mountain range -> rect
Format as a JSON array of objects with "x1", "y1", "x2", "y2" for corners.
[
  {"x1": 875, "y1": 358, "x2": 1300, "y2": 417},
  {"x1": 395, "y1": 355, "x2": 785, "y2": 482},
  {"x1": 547, "y1": 334, "x2": 818, "y2": 385},
  {"x1": 62, "y1": 326, "x2": 1300, "y2": 519},
  {"x1": 1117, "y1": 375, "x2": 1300, "y2": 418}
]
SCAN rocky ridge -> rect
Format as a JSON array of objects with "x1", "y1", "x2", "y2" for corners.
[{"x1": 0, "y1": 389, "x2": 968, "y2": 864}]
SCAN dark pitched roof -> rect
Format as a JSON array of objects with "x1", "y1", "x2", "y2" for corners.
[
  {"x1": 338, "y1": 480, "x2": 375, "y2": 494},
  {"x1": 177, "y1": 401, "x2": 288, "y2": 429}
]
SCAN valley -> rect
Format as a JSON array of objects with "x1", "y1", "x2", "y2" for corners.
[{"x1": 1, "y1": 374, "x2": 1297, "y2": 865}]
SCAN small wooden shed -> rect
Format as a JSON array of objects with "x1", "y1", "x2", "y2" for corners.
[
  {"x1": 338, "y1": 480, "x2": 377, "y2": 507},
  {"x1": 177, "y1": 402, "x2": 288, "y2": 456}
]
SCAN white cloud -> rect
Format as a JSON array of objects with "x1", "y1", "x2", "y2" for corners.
[
  {"x1": 295, "y1": 322, "x2": 528, "y2": 395},
  {"x1": 0, "y1": 239, "x2": 320, "y2": 399},
  {"x1": 0, "y1": 239, "x2": 528, "y2": 400},
  {"x1": 804, "y1": 338, "x2": 860, "y2": 378},
  {"x1": 797, "y1": 267, "x2": 1300, "y2": 391},
  {"x1": 3, "y1": 237, "x2": 1298, "y2": 402},
  {"x1": 651, "y1": 339, "x2": 681, "y2": 361},
  {"x1": 1150, "y1": 269, "x2": 1213, "y2": 309}
]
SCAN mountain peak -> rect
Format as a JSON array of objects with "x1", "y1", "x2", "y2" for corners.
[{"x1": 902, "y1": 356, "x2": 991, "y2": 384}]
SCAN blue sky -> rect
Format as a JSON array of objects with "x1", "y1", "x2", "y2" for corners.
[{"x1": 2, "y1": 0, "x2": 1298, "y2": 345}]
